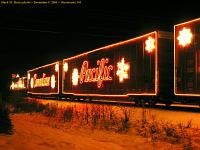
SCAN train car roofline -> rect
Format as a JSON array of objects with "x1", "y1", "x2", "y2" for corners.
[
  {"x1": 63, "y1": 31, "x2": 157, "y2": 62},
  {"x1": 27, "y1": 61, "x2": 60, "y2": 72},
  {"x1": 174, "y1": 17, "x2": 200, "y2": 27}
]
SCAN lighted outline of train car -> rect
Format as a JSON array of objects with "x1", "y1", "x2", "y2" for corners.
[
  {"x1": 62, "y1": 31, "x2": 173, "y2": 104},
  {"x1": 10, "y1": 74, "x2": 28, "y2": 97},
  {"x1": 174, "y1": 17, "x2": 200, "y2": 104},
  {"x1": 27, "y1": 31, "x2": 174, "y2": 105},
  {"x1": 10, "y1": 76, "x2": 27, "y2": 90},
  {"x1": 27, "y1": 61, "x2": 62, "y2": 99}
]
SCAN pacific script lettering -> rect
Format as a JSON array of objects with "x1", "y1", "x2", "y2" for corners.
[{"x1": 79, "y1": 58, "x2": 113, "y2": 88}]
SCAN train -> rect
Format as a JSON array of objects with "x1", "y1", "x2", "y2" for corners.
[
  {"x1": 10, "y1": 74, "x2": 27, "y2": 97},
  {"x1": 174, "y1": 17, "x2": 200, "y2": 105},
  {"x1": 10, "y1": 17, "x2": 200, "y2": 106}
]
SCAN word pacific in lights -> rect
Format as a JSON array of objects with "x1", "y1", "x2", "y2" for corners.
[{"x1": 79, "y1": 58, "x2": 113, "y2": 88}]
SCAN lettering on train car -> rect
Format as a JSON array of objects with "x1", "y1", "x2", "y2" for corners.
[
  {"x1": 79, "y1": 58, "x2": 113, "y2": 88},
  {"x1": 31, "y1": 73, "x2": 51, "y2": 88}
]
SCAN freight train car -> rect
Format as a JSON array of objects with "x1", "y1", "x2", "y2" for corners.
[
  {"x1": 10, "y1": 74, "x2": 27, "y2": 97},
  {"x1": 62, "y1": 31, "x2": 174, "y2": 105},
  {"x1": 174, "y1": 18, "x2": 200, "y2": 105},
  {"x1": 27, "y1": 61, "x2": 62, "y2": 99},
  {"x1": 10, "y1": 75, "x2": 27, "y2": 90}
]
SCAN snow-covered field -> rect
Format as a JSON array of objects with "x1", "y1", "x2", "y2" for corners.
[
  {"x1": 0, "y1": 113, "x2": 185, "y2": 150},
  {"x1": 1, "y1": 98, "x2": 200, "y2": 150}
]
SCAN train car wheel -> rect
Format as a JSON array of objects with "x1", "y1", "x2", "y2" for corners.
[
  {"x1": 88, "y1": 97, "x2": 93, "y2": 101},
  {"x1": 71, "y1": 96, "x2": 75, "y2": 101},
  {"x1": 165, "y1": 101, "x2": 172, "y2": 107},
  {"x1": 134, "y1": 98, "x2": 145, "y2": 107},
  {"x1": 140, "y1": 99, "x2": 145, "y2": 107},
  {"x1": 148, "y1": 99, "x2": 156, "y2": 107},
  {"x1": 134, "y1": 98, "x2": 139, "y2": 106}
]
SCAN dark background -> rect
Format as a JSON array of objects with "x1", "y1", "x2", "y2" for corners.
[{"x1": 0, "y1": 0, "x2": 200, "y2": 94}]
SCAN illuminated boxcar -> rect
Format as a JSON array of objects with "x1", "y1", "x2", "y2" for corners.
[
  {"x1": 10, "y1": 75, "x2": 27, "y2": 90},
  {"x1": 10, "y1": 75, "x2": 27, "y2": 97},
  {"x1": 27, "y1": 61, "x2": 62, "y2": 98},
  {"x1": 62, "y1": 31, "x2": 174, "y2": 104},
  {"x1": 174, "y1": 18, "x2": 200, "y2": 104}
]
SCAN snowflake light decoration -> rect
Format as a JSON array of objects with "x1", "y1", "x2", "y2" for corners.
[
  {"x1": 51, "y1": 75, "x2": 55, "y2": 89},
  {"x1": 64, "y1": 62, "x2": 68, "y2": 72},
  {"x1": 145, "y1": 36, "x2": 155, "y2": 53},
  {"x1": 116, "y1": 58, "x2": 129, "y2": 82},
  {"x1": 30, "y1": 78, "x2": 34, "y2": 88},
  {"x1": 55, "y1": 63, "x2": 59, "y2": 72},
  {"x1": 28, "y1": 73, "x2": 30, "y2": 80},
  {"x1": 72, "y1": 68, "x2": 79, "y2": 86},
  {"x1": 177, "y1": 27, "x2": 193, "y2": 47}
]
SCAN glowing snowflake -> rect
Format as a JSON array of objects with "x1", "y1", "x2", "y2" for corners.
[
  {"x1": 63, "y1": 62, "x2": 68, "y2": 72},
  {"x1": 145, "y1": 36, "x2": 155, "y2": 53},
  {"x1": 51, "y1": 75, "x2": 55, "y2": 89},
  {"x1": 72, "y1": 68, "x2": 79, "y2": 86},
  {"x1": 116, "y1": 58, "x2": 129, "y2": 82},
  {"x1": 55, "y1": 63, "x2": 59, "y2": 72},
  {"x1": 177, "y1": 27, "x2": 192, "y2": 47}
]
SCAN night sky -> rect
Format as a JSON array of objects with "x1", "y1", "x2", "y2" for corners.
[{"x1": 0, "y1": 1, "x2": 200, "y2": 92}]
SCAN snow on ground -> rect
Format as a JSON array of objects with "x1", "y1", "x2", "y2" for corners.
[
  {"x1": 38, "y1": 98, "x2": 200, "y2": 128},
  {"x1": 0, "y1": 113, "x2": 183, "y2": 150}
]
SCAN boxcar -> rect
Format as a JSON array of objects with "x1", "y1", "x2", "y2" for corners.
[
  {"x1": 27, "y1": 61, "x2": 62, "y2": 99},
  {"x1": 62, "y1": 31, "x2": 174, "y2": 105},
  {"x1": 10, "y1": 75, "x2": 27, "y2": 97},
  {"x1": 174, "y1": 18, "x2": 200, "y2": 105},
  {"x1": 10, "y1": 76, "x2": 27, "y2": 90}
]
